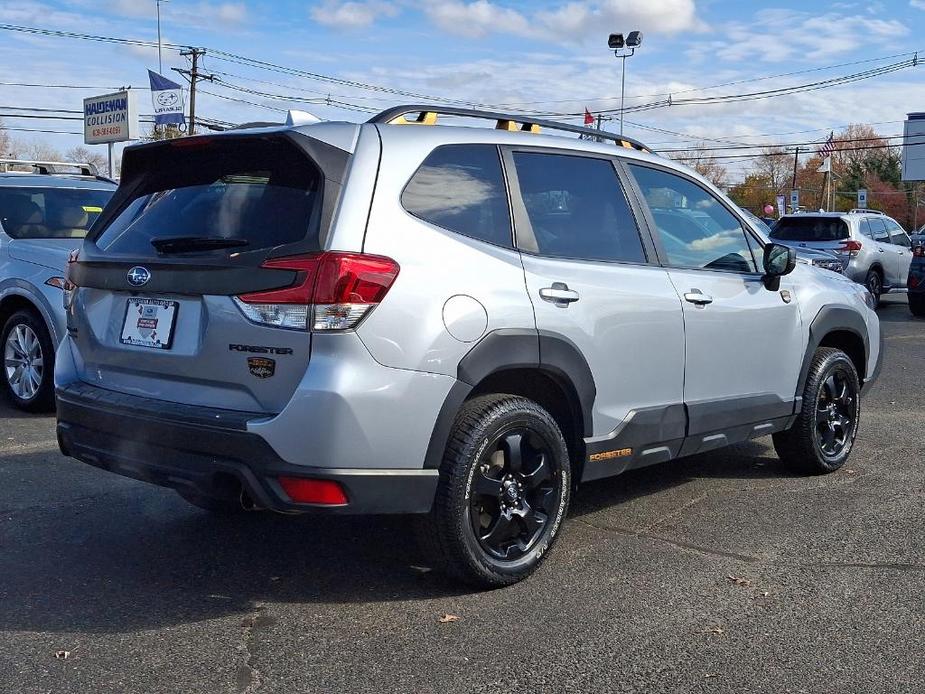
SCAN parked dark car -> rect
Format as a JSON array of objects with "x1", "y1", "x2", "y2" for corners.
[{"x1": 909, "y1": 241, "x2": 925, "y2": 317}]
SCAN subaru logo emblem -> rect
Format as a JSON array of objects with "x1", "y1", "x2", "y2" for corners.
[{"x1": 127, "y1": 266, "x2": 151, "y2": 287}]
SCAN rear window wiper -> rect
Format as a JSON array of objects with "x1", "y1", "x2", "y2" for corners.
[{"x1": 151, "y1": 236, "x2": 250, "y2": 253}]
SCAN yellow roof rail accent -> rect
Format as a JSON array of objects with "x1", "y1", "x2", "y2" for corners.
[
  {"x1": 388, "y1": 111, "x2": 438, "y2": 125},
  {"x1": 496, "y1": 120, "x2": 541, "y2": 134}
]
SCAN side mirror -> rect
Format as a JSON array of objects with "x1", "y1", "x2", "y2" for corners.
[{"x1": 763, "y1": 242, "x2": 796, "y2": 290}]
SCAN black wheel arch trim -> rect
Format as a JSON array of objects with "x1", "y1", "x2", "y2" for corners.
[
  {"x1": 423, "y1": 328, "x2": 597, "y2": 469},
  {"x1": 796, "y1": 306, "x2": 871, "y2": 401}
]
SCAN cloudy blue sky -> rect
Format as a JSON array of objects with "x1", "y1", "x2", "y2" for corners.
[{"x1": 1, "y1": 0, "x2": 923, "y2": 173}]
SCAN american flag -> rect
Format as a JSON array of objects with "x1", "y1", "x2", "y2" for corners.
[
  {"x1": 818, "y1": 131, "x2": 836, "y2": 159},
  {"x1": 584, "y1": 108, "x2": 595, "y2": 126}
]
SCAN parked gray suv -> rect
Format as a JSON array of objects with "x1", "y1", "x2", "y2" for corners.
[
  {"x1": 55, "y1": 107, "x2": 882, "y2": 587},
  {"x1": 0, "y1": 160, "x2": 116, "y2": 410},
  {"x1": 771, "y1": 209, "x2": 913, "y2": 307}
]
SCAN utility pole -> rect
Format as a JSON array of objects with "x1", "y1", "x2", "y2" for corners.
[
  {"x1": 173, "y1": 47, "x2": 212, "y2": 136},
  {"x1": 791, "y1": 146, "x2": 800, "y2": 189},
  {"x1": 596, "y1": 113, "x2": 613, "y2": 143}
]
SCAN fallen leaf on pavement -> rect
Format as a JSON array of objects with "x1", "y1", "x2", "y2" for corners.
[
  {"x1": 438, "y1": 613, "x2": 460, "y2": 623},
  {"x1": 54, "y1": 651, "x2": 70, "y2": 660},
  {"x1": 726, "y1": 575, "x2": 753, "y2": 587}
]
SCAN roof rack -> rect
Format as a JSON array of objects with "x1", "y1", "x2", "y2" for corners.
[
  {"x1": 0, "y1": 158, "x2": 100, "y2": 177},
  {"x1": 367, "y1": 105, "x2": 655, "y2": 155},
  {"x1": 848, "y1": 208, "x2": 883, "y2": 215}
]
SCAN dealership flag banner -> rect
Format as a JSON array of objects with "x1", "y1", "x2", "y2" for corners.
[{"x1": 148, "y1": 70, "x2": 185, "y2": 126}]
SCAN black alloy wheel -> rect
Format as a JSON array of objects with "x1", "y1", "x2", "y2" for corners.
[
  {"x1": 469, "y1": 428, "x2": 559, "y2": 561},
  {"x1": 814, "y1": 370, "x2": 856, "y2": 459}
]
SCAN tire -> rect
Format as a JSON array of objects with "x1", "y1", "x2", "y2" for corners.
[
  {"x1": 910, "y1": 293, "x2": 925, "y2": 318},
  {"x1": 864, "y1": 269, "x2": 882, "y2": 309},
  {"x1": 773, "y1": 347, "x2": 860, "y2": 474},
  {"x1": 177, "y1": 490, "x2": 246, "y2": 514},
  {"x1": 420, "y1": 394, "x2": 571, "y2": 588},
  {"x1": 1, "y1": 309, "x2": 56, "y2": 412}
]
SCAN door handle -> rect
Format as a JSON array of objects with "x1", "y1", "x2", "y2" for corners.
[
  {"x1": 878, "y1": 247, "x2": 885, "y2": 253},
  {"x1": 684, "y1": 290, "x2": 714, "y2": 306},
  {"x1": 539, "y1": 283, "x2": 580, "y2": 304}
]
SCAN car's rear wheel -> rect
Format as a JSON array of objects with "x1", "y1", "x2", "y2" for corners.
[
  {"x1": 864, "y1": 269, "x2": 882, "y2": 308},
  {"x1": 773, "y1": 347, "x2": 860, "y2": 474},
  {"x1": 421, "y1": 394, "x2": 571, "y2": 587},
  {"x1": 909, "y1": 293, "x2": 925, "y2": 317},
  {"x1": 1, "y1": 309, "x2": 55, "y2": 412}
]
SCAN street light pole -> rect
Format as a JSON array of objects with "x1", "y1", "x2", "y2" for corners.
[
  {"x1": 608, "y1": 31, "x2": 643, "y2": 137},
  {"x1": 619, "y1": 54, "x2": 627, "y2": 136}
]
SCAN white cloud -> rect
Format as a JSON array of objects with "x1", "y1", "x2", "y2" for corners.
[
  {"x1": 423, "y1": 0, "x2": 703, "y2": 42},
  {"x1": 707, "y1": 8, "x2": 908, "y2": 63},
  {"x1": 311, "y1": 1, "x2": 399, "y2": 29},
  {"x1": 71, "y1": 0, "x2": 247, "y2": 26},
  {"x1": 912, "y1": 0, "x2": 925, "y2": 9}
]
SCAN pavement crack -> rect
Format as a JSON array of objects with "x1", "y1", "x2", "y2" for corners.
[
  {"x1": 236, "y1": 603, "x2": 270, "y2": 694},
  {"x1": 574, "y1": 517, "x2": 760, "y2": 563}
]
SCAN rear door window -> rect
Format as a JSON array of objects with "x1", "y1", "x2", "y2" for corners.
[
  {"x1": 867, "y1": 217, "x2": 889, "y2": 242},
  {"x1": 401, "y1": 144, "x2": 512, "y2": 248},
  {"x1": 94, "y1": 138, "x2": 323, "y2": 255},
  {"x1": 510, "y1": 152, "x2": 646, "y2": 263},
  {"x1": 770, "y1": 217, "x2": 850, "y2": 242},
  {"x1": 0, "y1": 186, "x2": 113, "y2": 239}
]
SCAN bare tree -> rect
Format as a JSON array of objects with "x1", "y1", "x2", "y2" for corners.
[
  {"x1": 65, "y1": 146, "x2": 108, "y2": 172},
  {"x1": 670, "y1": 142, "x2": 728, "y2": 188},
  {"x1": 752, "y1": 147, "x2": 792, "y2": 196},
  {"x1": 0, "y1": 119, "x2": 11, "y2": 158}
]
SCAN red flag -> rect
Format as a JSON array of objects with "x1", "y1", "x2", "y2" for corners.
[{"x1": 584, "y1": 108, "x2": 594, "y2": 126}]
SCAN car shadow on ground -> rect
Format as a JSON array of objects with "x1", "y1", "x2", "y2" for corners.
[{"x1": 0, "y1": 439, "x2": 793, "y2": 635}]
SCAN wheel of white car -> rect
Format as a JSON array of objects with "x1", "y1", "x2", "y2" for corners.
[{"x1": 1, "y1": 309, "x2": 56, "y2": 412}]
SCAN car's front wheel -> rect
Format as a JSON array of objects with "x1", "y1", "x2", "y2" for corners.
[
  {"x1": 1, "y1": 309, "x2": 55, "y2": 412},
  {"x1": 773, "y1": 347, "x2": 860, "y2": 474},
  {"x1": 864, "y1": 269, "x2": 882, "y2": 309},
  {"x1": 422, "y1": 394, "x2": 571, "y2": 587}
]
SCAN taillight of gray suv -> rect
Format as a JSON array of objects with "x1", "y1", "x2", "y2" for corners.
[{"x1": 56, "y1": 107, "x2": 881, "y2": 587}]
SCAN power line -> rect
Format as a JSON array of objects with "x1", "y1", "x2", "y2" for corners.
[{"x1": 493, "y1": 50, "x2": 923, "y2": 107}]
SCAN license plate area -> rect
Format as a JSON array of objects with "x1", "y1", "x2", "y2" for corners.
[{"x1": 120, "y1": 298, "x2": 179, "y2": 350}]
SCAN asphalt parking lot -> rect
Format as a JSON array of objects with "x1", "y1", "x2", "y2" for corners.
[{"x1": 0, "y1": 295, "x2": 922, "y2": 694}]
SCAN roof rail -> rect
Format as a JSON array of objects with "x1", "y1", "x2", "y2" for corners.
[
  {"x1": 848, "y1": 208, "x2": 884, "y2": 215},
  {"x1": 0, "y1": 158, "x2": 99, "y2": 176},
  {"x1": 367, "y1": 105, "x2": 655, "y2": 155}
]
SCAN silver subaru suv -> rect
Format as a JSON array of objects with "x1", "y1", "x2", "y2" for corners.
[
  {"x1": 56, "y1": 106, "x2": 881, "y2": 587},
  {"x1": 770, "y1": 209, "x2": 913, "y2": 307}
]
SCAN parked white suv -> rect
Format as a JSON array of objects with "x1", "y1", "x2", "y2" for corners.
[{"x1": 55, "y1": 106, "x2": 881, "y2": 587}]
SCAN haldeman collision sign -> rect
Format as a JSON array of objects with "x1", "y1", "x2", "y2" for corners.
[{"x1": 83, "y1": 90, "x2": 140, "y2": 145}]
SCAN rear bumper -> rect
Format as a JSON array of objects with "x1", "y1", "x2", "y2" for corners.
[{"x1": 55, "y1": 382, "x2": 438, "y2": 514}]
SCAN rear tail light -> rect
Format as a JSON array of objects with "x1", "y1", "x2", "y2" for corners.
[
  {"x1": 234, "y1": 252, "x2": 400, "y2": 331},
  {"x1": 911, "y1": 275, "x2": 920, "y2": 289},
  {"x1": 838, "y1": 239, "x2": 863, "y2": 257},
  {"x1": 278, "y1": 476, "x2": 348, "y2": 505},
  {"x1": 914, "y1": 245, "x2": 925, "y2": 257}
]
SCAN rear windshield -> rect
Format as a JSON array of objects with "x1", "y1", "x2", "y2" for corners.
[
  {"x1": 0, "y1": 186, "x2": 114, "y2": 239},
  {"x1": 771, "y1": 217, "x2": 849, "y2": 242},
  {"x1": 94, "y1": 138, "x2": 322, "y2": 255}
]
